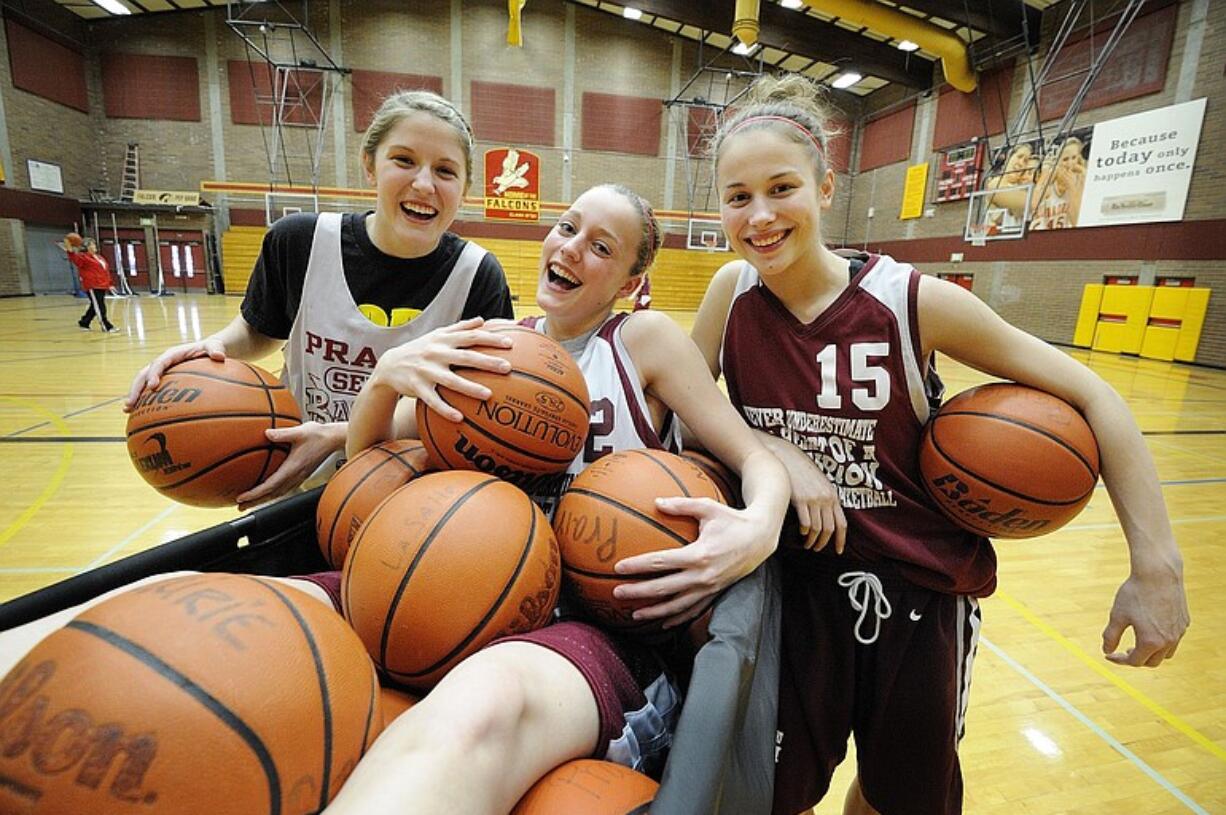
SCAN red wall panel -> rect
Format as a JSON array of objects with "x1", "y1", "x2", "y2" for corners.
[
  {"x1": 470, "y1": 81, "x2": 555, "y2": 146},
  {"x1": 581, "y1": 92, "x2": 661, "y2": 156},
  {"x1": 351, "y1": 70, "x2": 444, "y2": 132},
  {"x1": 1038, "y1": 4, "x2": 1175, "y2": 122},
  {"x1": 228, "y1": 60, "x2": 325, "y2": 126},
  {"x1": 933, "y1": 67, "x2": 1013, "y2": 150},
  {"x1": 5, "y1": 19, "x2": 88, "y2": 112},
  {"x1": 102, "y1": 53, "x2": 200, "y2": 121},
  {"x1": 859, "y1": 103, "x2": 915, "y2": 172}
]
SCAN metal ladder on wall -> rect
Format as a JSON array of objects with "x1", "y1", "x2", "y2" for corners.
[{"x1": 119, "y1": 143, "x2": 140, "y2": 202}]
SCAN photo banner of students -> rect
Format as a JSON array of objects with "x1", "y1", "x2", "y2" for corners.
[
  {"x1": 1077, "y1": 97, "x2": 1207, "y2": 228},
  {"x1": 1028, "y1": 128, "x2": 1093, "y2": 231}
]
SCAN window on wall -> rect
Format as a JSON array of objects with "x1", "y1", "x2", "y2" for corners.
[
  {"x1": 858, "y1": 102, "x2": 915, "y2": 172},
  {"x1": 1104, "y1": 275, "x2": 1139, "y2": 285},
  {"x1": 351, "y1": 70, "x2": 444, "y2": 132},
  {"x1": 470, "y1": 81, "x2": 556, "y2": 146},
  {"x1": 1156, "y1": 277, "x2": 1195, "y2": 287}
]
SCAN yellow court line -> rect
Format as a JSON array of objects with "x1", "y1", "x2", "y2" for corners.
[
  {"x1": 996, "y1": 588, "x2": 1226, "y2": 764},
  {"x1": 0, "y1": 397, "x2": 74, "y2": 549}
]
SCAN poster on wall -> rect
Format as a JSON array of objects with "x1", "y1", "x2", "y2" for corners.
[
  {"x1": 935, "y1": 141, "x2": 985, "y2": 203},
  {"x1": 899, "y1": 162, "x2": 929, "y2": 219},
  {"x1": 27, "y1": 159, "x2": 63, "y2": 194},
  {"x1": 963, "y1": 136, "x2": 1043, "y2": 240},
  {"x1": 483, "y1": 147, "x2": 540, "y2": 222},
  {"x1": 1027, "y1": 128, "x2": 1094, "y2": 231},
  {"x1": 1076, "y1": 97, "x2": 1207, "y2": 227}
]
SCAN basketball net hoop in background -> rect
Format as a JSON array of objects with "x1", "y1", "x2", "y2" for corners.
[{"x1": 686, "y1": 217, "x2": 730, "y2": 252}]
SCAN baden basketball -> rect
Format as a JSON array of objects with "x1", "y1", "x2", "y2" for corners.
[
  {"x1": 0, "y1": 573, "x2": 382, "y2": 815},
  {"x1": 317, "y1": 439, "x2": 434, "y2": 568},
  {"x1": 680, "y1": 447, "x2": 743, "y2": 507},
  {"x1": 554, "y1": 449, "x2": 725, "y2": 632},
  {"x1": 416, "y1": 325, "x2": 590, "y2": 486},
  {"x1": 125, "y1": 357, "x2": 302, "y2": 507},
  {"x1": 512, "y1": 759, "x2": 657, "y2": 814},
  {"x1": 342, "y1": 470, "x2": 560, "y2": 691},
  {"x1": 919, "y1": 382, "x2": 1100, "y2": 538}
]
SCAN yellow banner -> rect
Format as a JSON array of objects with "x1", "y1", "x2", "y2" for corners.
[
  {"x1": 900, "y1": 162, "x2": 929, "y2": 220},
  {"x1": 507, "y1": 0, "x2": 527, "y2": 47},
  {"x1": 133, "y1": 190, "x2": 201, "y2": 206}
]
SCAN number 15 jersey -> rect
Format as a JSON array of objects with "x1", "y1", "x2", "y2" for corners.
[{"x1": 721, "y1": 253, "x2": 995, "y2": 596}]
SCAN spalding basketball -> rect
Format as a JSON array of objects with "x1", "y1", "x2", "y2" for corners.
[
  {"x1": 342, "y1": 470, "x2": 560, "y2": 691},
  {"x1": 125, "y1": 357, "x2": 302, "y2": 507},
  {"x1": 317, "y1": 440, "x2": 433, "y2": 568},
  {"x1": 416, "y1": 325, "x2": 590, "y2": 486},
  {"x1": 680, "y1": 447, "x2": 743, "y2": 507},
  {"x1": 512, "y1": 759, "x2": 657, "y2": 814},
  {"x1": 919, "y1": 382, "x2": 1100, "y2": 538},
  {"x1": 554, "y1": 449, "x2": 725, "y2": 633},
  {"x1": 0, "y1": 573, "x2": 381, "y2": 815}
]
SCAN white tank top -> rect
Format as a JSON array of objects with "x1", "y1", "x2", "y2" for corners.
[
  {"x1": 284, "y1": 212, "x2": 486, "y2": 482},
  {"x1": 524, "y1": 312, "x2": 680, "y2": 518}
]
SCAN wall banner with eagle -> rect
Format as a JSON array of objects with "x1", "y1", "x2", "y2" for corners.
[{"x1": 483, "y1": 147, "x2": 541, "y2": 222}]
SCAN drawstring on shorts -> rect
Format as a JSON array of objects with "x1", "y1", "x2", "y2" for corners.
[{"x1": 837, "y1": 570, "x2": 893, "y2": 645}]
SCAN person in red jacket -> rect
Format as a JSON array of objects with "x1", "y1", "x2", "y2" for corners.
[{"x1": 59, "y1": 236, "x2": 117, "y2": 332}]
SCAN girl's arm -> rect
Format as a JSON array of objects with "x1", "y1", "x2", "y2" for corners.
[
  {"x1": 613, "y1": 311, "x2": 791, "y2": 627},
  {"x1": 919, "y1": 275, "x2": 1189, "y2": 667},
  {"x1": 691, "y1": 260, "x2": 846, "y2": 552}
]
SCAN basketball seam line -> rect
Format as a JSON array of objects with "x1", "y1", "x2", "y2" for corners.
[
  {"x1": 65, "y1": 619, "x2": 282, "y2": 815},
  {"x1": 152, "y1": 368, "x2": 289, "y2": 390},
  {"x1": 563, "y1": 488, "x2": 691, "y2": 548},
  {"x1": 361, "y1": 663, "x2": 379, "y2": 753},
  {"x1": 143, "y1": 443, "x2": 293, "y2": 491},
  {"x1": 326, "y1": 446, "x2": 425, "y2": 565},
  {"x1": 244, "y1": 577, "x2": 335, "y2": 810},
  {"x1": 390, "y1": 492, "x2": 542, "y2": 681},
  {"x1": 627, "y1": 449, "x2": 694, "y2": 496},
  {"x1": 127, "y1": 412, "x2": 302, "y2": 436},
  {"x1": 927, "y1": 428, "x2": 1096, "y2": 507},
  {"x1": 242, "y1": 360, "x2": 280, "y2": 490},
  {"x1": 933, "y1": 410, "x2": 1100, "y2": 477},
  {"x1": 377, "y1": 477, "x2": 499, "y2": 669}
]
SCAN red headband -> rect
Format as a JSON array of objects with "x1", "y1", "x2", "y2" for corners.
[{"x1": 727, "y1": 114, "x2": 825, "y2": 158}]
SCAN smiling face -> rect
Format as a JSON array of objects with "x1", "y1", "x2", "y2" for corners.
[
  {"x1": 536, "y1": 187, "x2": 644, "y2": 336},
  {"x1": 716, "y1": 127, "x2": 834, "y2": 279},
  {"x1": 362, "y1": 111, "x2": 467, "y2": 258},
  {"x1": 1003, "y1": 144, "x2": 1035, "y2": 183}
]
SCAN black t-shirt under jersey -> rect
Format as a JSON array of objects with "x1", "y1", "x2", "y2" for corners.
[{"x1": 241, "y1": 211, "x2": 514, "y2": 339}]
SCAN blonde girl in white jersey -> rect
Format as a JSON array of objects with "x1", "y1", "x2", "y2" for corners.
[{"x1": 331, "y1": 184, "x2": 790, "y2": 814}]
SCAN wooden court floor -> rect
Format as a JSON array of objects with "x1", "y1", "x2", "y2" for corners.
[{"x1": 0, "y1": 292, "x2": 1223, "y2": 814}]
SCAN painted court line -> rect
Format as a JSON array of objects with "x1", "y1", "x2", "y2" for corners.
[
  {"x1": 981, "y1": 636, "x2": 1209, "y2": 814},
  {"x1": 0, "y1": 397, "x2": 73, "y2": 550},
  {"x1": 996, "y1": 589, "x2": 1226, "y2": 766},
  {"x1": 82, "y1": 505, "x2": 178, "y2": 572}
]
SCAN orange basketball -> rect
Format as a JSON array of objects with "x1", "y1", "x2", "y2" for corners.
[
  {"x1": 512, "y1": 759, "x2": 657, "y2": 814},
  {"x1": 65, "y1": 231, "x2": 83, "y2": 247},
  {"x1": 342, "y1": 470, "x2": 560, "y2": 691},
  {"x1": 316, "y1": 440, "x2": 434, "y2": 568},
  {"x1": 416, "y1": 325, "x2": 590, "y2": 486},
  {"x1": 125, "y1": 357, "x2": 302, "y2": 507},
  {"x1": 554, "y1": 449, "x2": 725, "y2": 633},
  {"x1": 919, "y1": 382, "x2": 1100, "y2": 538},
  {"x1": 680, "y1": 447, "x2": 743, "y2": 507},
  {"x1": 0, "y1": 573, "x2": 381, "y2": 815},
  {"x1": 379, "y1": 685, "x2": 419, "y2": 727}
]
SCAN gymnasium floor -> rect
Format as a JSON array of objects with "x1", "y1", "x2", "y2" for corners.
[{"x1": 0, "y1": 292, "x2": 1223, "y2": 814}]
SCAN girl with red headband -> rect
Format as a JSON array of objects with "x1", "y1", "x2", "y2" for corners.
[{"x1": 692, "y1": 74, "x2": 1188, "y2": 815}]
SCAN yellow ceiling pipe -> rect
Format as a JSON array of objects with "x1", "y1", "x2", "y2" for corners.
[
  {"x1": 801, "y1": 0, "x2": 977, "y2": 92},
  {"x1": 733, "y1": 0, "x2": 761, "y2": 47}
]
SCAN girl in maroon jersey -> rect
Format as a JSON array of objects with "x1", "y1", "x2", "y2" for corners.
[{"x1": 691, "y1": 74, "x2": 1189, "y2": 815}]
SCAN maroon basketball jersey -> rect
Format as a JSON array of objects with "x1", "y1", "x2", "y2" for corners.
[{"x1": 722, "y1": 255, "x2": 996, "y2": 596}]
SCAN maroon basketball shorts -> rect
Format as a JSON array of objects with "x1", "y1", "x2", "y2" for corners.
[
  {"x1": 496, "y1": 621, "x2": 680, "y2": 774},
  {"x1": 295, "y1": 572, "x2": 680, "y2": 773},
  {"x1": 772, "y1": 549, "x2": 982, "y2": 815}
]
